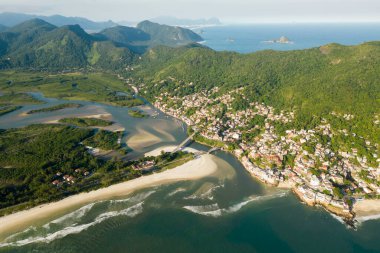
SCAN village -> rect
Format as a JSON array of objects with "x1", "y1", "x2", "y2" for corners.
[{"x1": 151, "y1": 83, "x2": 380, "y2": 219}]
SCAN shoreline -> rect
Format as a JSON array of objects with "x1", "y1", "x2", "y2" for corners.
[{"x1": 0, "y1": 149, "x2": 219, "y2": 239}]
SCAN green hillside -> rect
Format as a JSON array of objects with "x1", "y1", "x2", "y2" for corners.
[
  {"x1": 95, "y1": 21, "x2": 204, "y2": 53},
  {"x1": 137, "y1": 20, "x2": 203, "y2": 46},
  {"x1": 131, "y1": 42, "x2": 380, "y2": 143}
]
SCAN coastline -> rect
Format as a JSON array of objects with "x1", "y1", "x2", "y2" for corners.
[{"x1": 0, "y1": 150, "x2": 219, "y2": 239}]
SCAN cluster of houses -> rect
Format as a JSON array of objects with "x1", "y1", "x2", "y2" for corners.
[
  {"x1": 51, "y1": 169, "x2": 90, "y2": 187},
  {"x1": 152, "y1": 85, "x2": 380, "y2": 217},
  {"x1": 132, "y1": 160, "x2": 156, "y2": 172}
]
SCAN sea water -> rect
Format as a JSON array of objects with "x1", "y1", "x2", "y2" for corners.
[{"x1": 198, "y1": 23, "x2": 380, "y2": 53}]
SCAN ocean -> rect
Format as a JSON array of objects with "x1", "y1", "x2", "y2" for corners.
[{"x1": 197, "y1": 23, "x2": 380, "y2": 53}]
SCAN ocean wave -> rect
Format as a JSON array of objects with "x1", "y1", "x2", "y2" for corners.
[
  {"x1": 184, "y1": 184, "x2": 224, "y2": 200},
  {"x1": 183, "y1": 192, "x2": 287, "y2": 217},
  {"x1": 168, "y1": 187, "x2": 187, "y2": 197},
  {"x1": 43, "y1": 203, "x2": 96, "y2": 229},
  {"x1": 0, "y1": 202, "x2": 144, "y2": 248},
  {"x1": 126, "y1": 190, "x2": 156, "y2": 203},
  {"x1": 109, "y1": 198, "x2": 131, "y2": 204},
  {"x1": 183, "y1": 204, "x2": 222, "y2": 217},
  {"x1": 3, "y1": 227, "x2": 37, "y2": 241}
]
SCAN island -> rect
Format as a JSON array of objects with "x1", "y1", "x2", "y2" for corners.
[
  {"x1": 264, "y1": 36, "x2": 293, "y2": 44},
  {"x1": 128, "y1": 109, "x2": 148, "y2": 118},
  {"x1": 26, "y1": 103, "x2": 82, "y2": 114},
  {"x1": 58, "y1": 117, "x2": 113, "y2": 127}
]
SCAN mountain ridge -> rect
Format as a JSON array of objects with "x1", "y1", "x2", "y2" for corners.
[{"x1": 0, "y1": 12, "x2": 117, "y2": 31}]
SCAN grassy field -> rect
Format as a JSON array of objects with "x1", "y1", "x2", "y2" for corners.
[{"x1": 0, "y1": 71, "x2": 144, "y2": 107}]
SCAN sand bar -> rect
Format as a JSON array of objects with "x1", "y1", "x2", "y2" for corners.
[{"x1": 0, "y1": 152, "x2": 218, "y2": 239}]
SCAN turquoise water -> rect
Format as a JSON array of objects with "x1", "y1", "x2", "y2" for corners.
[
  {"x1": 1, "y1": 94, "x2": 380, "y2": 252},
  {"x1": 198, "y1": 23, "x2": 380, "y2": 53}
]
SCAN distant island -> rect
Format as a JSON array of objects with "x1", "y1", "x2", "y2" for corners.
[{"x1": 264, "y1": 36, "x2": 293, "y2": 44}]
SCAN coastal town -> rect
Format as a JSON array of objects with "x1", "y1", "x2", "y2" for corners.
[{"x1": 146, "y1": 82, "x2": 380, "y2": 221}]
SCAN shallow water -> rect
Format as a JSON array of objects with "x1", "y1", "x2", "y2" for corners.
[{"x1": 1, "y1": 94, "x2": 380, "y2": 253}]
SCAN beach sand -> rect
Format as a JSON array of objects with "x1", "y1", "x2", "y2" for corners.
[
  {"x1": 353, "y1": 199, "x2": 380, "y2": 219},
  {"x1": 0, "y1": 152, "x2": 219, "y2": 239}
]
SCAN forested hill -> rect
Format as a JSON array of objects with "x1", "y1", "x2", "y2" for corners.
[
  {"x1": 132, "y1": 42, "x2": 380, "y2": 143},
  {"x1": 0, "y1": 19, "x2": 204, "y2": 69},
  {"x1": 95, "y1": 21, "x2": 203, "y2": 53},
  {"x1": 136, "y1": 20, "x2": 203, "y2": 46}
]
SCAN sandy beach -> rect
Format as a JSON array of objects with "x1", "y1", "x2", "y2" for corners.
[
  {"x1": 0, "y1": 151, "x2": 219, "y2": 239},
  {"x1": 353, "y1": 199, "x2": 380, "y2": 219}
]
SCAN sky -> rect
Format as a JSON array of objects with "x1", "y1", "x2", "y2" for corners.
[{"x1": 0, "y1": 0, "x2": 379, "y2": 23}]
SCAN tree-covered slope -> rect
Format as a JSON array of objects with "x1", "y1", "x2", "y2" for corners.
[
  {"x1": 95, "y1": 26, "x2": 150, "y2": 45},
  {"x1": 95, "y1": 21, "x2": 203, "y2": 53},
  {"x1": 136, "y1": 20, "x2": 203, "y2": 46},
  {"x1": 132, "y1": 42, "x2": 380, "y2": 143},
  {"x1": 135, "y1": 42, "x2": 380, "y2": 114},
  {"x1": 0, "y1": 19, "x2": 134, "y2": 69}
]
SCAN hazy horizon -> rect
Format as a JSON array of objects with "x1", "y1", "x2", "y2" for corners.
[{"x1": 0, "y1": 0, "x2": 379, "y2": 24}]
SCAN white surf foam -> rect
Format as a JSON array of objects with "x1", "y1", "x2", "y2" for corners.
[
  {"x1": 126, "y1": 190, "x2": 156, "y2": 203},
  {"x1": 168, "y1": 188, "x2": 187, "y2": 197},
  {"x1": 0, "y1": 202, "x2": 144, "y2": 248},
  {"x1": 183, "y1": 192, "x2": 287, "y2": 217},
  {"x1": 184, "y1": 184, "x2": 224, "y2": 200},
  {"x1": 183, "y1": 203, "x2": 222, "y2": 217},
  {"x1": 43, "y1": 203, "x2": 96, "y2": 229}
]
